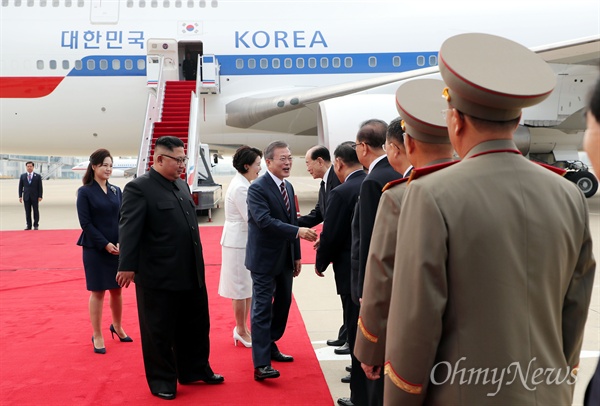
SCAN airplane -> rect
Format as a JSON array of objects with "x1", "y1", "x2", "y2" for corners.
[
  {"x1": 71, "y1": 157, "x2": 137, "y2": 177},
  {"x1": 1, "y1": 0, "x2": 599, "y2": 196}
]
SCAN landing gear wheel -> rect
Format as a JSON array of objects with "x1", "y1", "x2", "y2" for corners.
[{"x1": 565, "y1": 171, "x2": 598, "y2": 198}]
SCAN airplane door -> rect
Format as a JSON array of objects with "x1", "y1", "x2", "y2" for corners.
[{"x1": 147, "y1": 39, "x2": 179, "y2": 81}]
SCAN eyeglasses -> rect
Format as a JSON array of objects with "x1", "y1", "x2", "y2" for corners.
[
  {"x1": 351, "y1": 142, "x2": 366, "y2": 150},
  {"x1": 274, "y1": 156, "x2": 293, "y2": 162},
  {"x1": 160, "y1": 154, "x2": 189, "y2": 166}
]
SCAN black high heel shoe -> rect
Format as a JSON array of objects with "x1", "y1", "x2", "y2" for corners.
[
  {"x1": 92, "y1": 336, "x2": 106, "y2": 354},
  {"x1": 109, "y1": 324, "x2": 133, "y2": 342}
]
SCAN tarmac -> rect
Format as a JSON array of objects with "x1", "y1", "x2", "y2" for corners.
[{"x1": 1, "y1": 175, "x2": 599, "y2": 405}]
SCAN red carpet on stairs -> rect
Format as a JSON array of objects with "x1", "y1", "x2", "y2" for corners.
[{"x1": 0, "y1": 228, "x2": 330, "y2": 405}]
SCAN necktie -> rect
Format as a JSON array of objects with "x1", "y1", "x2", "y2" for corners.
[
  {"x1": 28, "y1": 174, "x2": 32, "y2": 183},
  {"x1": 280, "y1": 182, "x2": 290, "y2": 215}
]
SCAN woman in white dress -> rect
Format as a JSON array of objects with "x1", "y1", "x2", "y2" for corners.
[{"x1": 218, "y1": 146, "x2": 263, "y2": 347}]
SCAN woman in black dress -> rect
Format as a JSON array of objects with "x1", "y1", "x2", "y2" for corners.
[{"x1": 77, "y1": 149, "x2": 132, "y2": 354}]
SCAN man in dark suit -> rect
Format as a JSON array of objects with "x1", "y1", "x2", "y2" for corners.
[
  {"x1": 344, "y1": 119, "x2": 401, "y2": 406},
  {"x1": 297, "y1": 145, "x2": 346, "y2": 348},
  {"x1": 246, "y1": 140, "x2": 317, "y2": 381},
  {"x1": 18, "y1": 161, "x2": 43, "y2": 230},
  {"x1": 314, "y1": 142, "x2": 366, "y2": 406},
  {"x1": 116, "y1": 136, "x2": 223, "y2": 401}
]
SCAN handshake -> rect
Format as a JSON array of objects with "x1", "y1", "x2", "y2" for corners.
[{"x1": 298, "y1": 227, "x2": 318, "y2": 242}]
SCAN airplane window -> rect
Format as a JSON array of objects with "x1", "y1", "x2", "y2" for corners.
[
  {"x1": 392, "y1": 56, "x2": 401, "y2": 67},
  {"x1": 151, "y1": 0, "x2": 158, "y2": 8},
  {"x1": 296, "y1": 58, "x2": 305, "y2": 69},
  {"x1": 127, "y1": 0, "x2": 133, "y2": 6},
  {"x1": 125, "y1": 59, "x2": 133, "y2": 70},
  {"x1": 211, "y1": 0, "x2": 218, "y2": 7},
  {"x1": 188, "y1": 0, "x2": 194, "y2": 6},
  {"x1": 74, "y1": 60, "x2": 82, "y2": 70},
  {"x1": 27, "y1": 0, "x2": 34, "y2": 6},
  {"x1": 260, "y1": 58, "x2": 268, "y2": 69},
  {"x1": 429, "y1": 55, "x2": 438, "y2": 66},
  {"x1": 139, "y1": 0, "x2": 146, "y2": 7},
  {"x1": 14, "y1": 0, "x2": 21, "y2": 6},
  {"x1": 78, "y1": 0, "x2": 84, "y2": 6},
  {"x1": 344, "y1": 57, "x2": 352, "y2": 68},
  {"x1": 417, "y1": 55, "x2": 425, "y2": 67},
  {"x1": 284, "y1": 58, "x2": 292, "y2": 69},
  {"x1": 320, "y1": 57, "x2": 329, "y2": 68},
  {"x1": 87, "y1": 59, "x2": 95, "y2": 70},
  {"x1": 36, "y1": 60, "x2": 44, "y2": 70},
  {"x1": 62, "y1": 60, "x2": 70, "y2": 70},
  {"x1": 163, "y1": 0, "x2": 170, "y2": 7},
  {"x1": 112, "y1": 59, "x2": 121, "y2": 70},
  {"x1": 332, "y1": 57, "x2": 341, "y2": 68},
  {"x1": 200, "y1": 0, "x2": 206, "y2": 7},
  {"x1": 65, "y1": 0, "x2": 72, "y2": 6},
  {"x1": 369, "y1": 56, "x2": 377, "y2": 67},
  {"x1": 308, "y1": 58, "x2": 317, "y2": 68},
  {"x1": 175, "y1": 0, "x2": 182, "y2": 7},
  {"x1": 49, "y1": 60, "x2": 57, "y2": 70},
  {"x1": 272, "y1": 58, "x2": 280, "y2": 69},
  {"x1": 40, "y1": 0, "x2": 47, "y2": 6},
  {"x1": 236, "y1": 59, "x2": 244, "y2": 69},
  {"x1": 137, "y1": 59, "x2": 145, "y2": 70},
  {"x1": 248, "y1": 58, "x2": 256, "y2": 69},
  {"x1": 52, "y1": 0, "x2": 59, "y2": 6},
  {"x1": 99, "y1": 59, "x2": 108, "y2": 70}
]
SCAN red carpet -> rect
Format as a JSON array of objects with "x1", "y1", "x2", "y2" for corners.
[{"x1": 0, "y1": 228, "x2": 330, "y2": 405}]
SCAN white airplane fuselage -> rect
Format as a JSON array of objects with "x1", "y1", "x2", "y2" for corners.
[{"x1": 1, "y1": 0, "x2": 599, "y2": 157}]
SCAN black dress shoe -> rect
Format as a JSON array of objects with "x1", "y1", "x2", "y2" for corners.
[
  {"x1": 327, "y1": 338, "x2": 345, "y2": 347},
  {"x1": 201, "y1": 374, "x2": 224, "y2": 384},
  {"x1": 345, "y1": 365, "x2": 352, "y2": 373},
  {"x1": 337, "y1": 397, "x2": 354, "y2": 406},
  {"x1": 254, "y1": 366, "x2": 280, "y2": 381},
  {"x1": 341, "y1": 373, "x2": 351, "y2": 383},
  {"x1": 271, "y1": 350, "x2": 294, "y2": 362},
  {"x1": 334, "y1": 342, "x2": 350, "y2": 355},
  {"x1": 153, "y1": 392, "x2": 176, "y2": 400},
  {"x1": 180, "y1": 374, "x2": 225, "y2": 385}
]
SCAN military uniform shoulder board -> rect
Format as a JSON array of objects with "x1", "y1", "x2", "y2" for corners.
[
  {"x1": 382, "y1": 177, "x2": 409, "y2": 192},
  {"x1": 408, "y1": 160, "x2": 458, "y2": 183},
  {"x1": 534, "y1": 161, "x2": 567, "y2": 177}
]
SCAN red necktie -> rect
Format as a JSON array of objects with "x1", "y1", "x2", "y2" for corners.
[{"x1": 280, "y1": 182, "x2": 290, "y2": 215}]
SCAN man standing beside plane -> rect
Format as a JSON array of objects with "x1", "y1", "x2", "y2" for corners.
[
  {"x1": 116, "y1": 136, "x2": 224, "y2": 400},
  {"x1": 383, "y1": 33, "x2": 595, "y2": 405},
  {"x1": 345, "y1": 119, "x2": 400, "y2": 406},
  {"x1": 18, "y1": 161, "x2": 43, "y2": 230},
  {"x1": 355, "y1": 80, "x2": 455, "y2": 406},
  {"x1": 245, "y1": 140, "x2": 317, "y2": 381},
  {"x1": 297, "y1": 145, "x2": 346, "y2": 350}
]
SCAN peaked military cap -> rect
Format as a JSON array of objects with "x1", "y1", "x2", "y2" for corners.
[
  {"x1": 439, "y1": 33, "x2": 556, "y2": 121},
  {"x1": 395, "y1": 78, "x2": 450, "y2": 144}
]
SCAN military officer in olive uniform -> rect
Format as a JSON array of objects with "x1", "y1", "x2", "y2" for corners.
[
  {"x1": 354, "y1": 79, "x2": 456, "y2": 406},
  {"x1": 383, "y1": 33, "x2": 595, "y2": 405}
]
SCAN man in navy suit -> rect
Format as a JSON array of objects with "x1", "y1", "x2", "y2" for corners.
[
  {"x1": 245, "y1": 140, "x2": 317, "y2": 381},
  {"x1": 18, "y1": 161, "x2": 43, "y2": 230}
]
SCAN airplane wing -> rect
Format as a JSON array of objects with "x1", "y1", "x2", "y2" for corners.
[
  {"x1": 225, "y1": 66, "x2": 439, "y2": 131},
  {"x1": 532, "y1": 35, "x2": 600, "y2": 65}
]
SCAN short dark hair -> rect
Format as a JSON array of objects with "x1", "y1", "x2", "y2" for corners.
[
  {"x1": 357, "y1": 119, "x2": 387, "y2": 148},
  {"x1": 155, "y1": 136, "x2": 185, "y2": 152},
  {"x1": 25, "y1": 161, "x2": 34, "y2": 166},
  {"x1": 264, "y1": 140, "x2": 289, "y2": 160},
  {"x1": 83, "y1": 148, "x2": 113, "y2": 185},
  {"x1": 308, "y1": 145, "x2": 331, "y2": 162},
  {"x1": 386, "y1": 117, "x2": 405, "y2": 146},
  {"x1": 589, "y1": 77, "x2": 600, "y2": 122},
  {"x1": 233, "y1": 146, "x2": 263, "y2": 174},
  {"x1": 334, "y1": 141, "x2": 360, "y2": 166}
]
